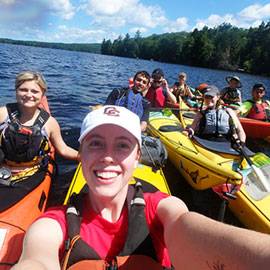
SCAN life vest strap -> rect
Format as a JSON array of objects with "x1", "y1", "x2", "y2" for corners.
[{"x1": 62, "y1": 235, "x2": 81, "y2": 270}]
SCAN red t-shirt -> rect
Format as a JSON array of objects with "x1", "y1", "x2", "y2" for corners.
[
  {"x1": 145, "y1": 86, "x2": 166, "y2": 107},
  {"x1": 41, "y1": 191, "x2": 171, "y2": 267}
]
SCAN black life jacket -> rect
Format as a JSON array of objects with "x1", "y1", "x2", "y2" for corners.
[
  {"x1": 221, "y1": 87, "x2": 241, "y2": 105},
  {"x1": 0, "y1": 103, "x2": 50, "y2": 163},
  {"x1": 198, "y1": 108, "x2": 233, "y2": 140},
  {"x1": 115, "y1": 88, "x2": 145, "y2": 119},
  {"x1": 62, "y1": 181, "x2": 172, "y2": 270}
]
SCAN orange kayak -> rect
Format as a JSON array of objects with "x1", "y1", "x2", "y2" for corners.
[
  {"x1": 239, "y1": 117, "x2": 270, "y2": 141},
  {"x1": 0, "y1": 97, "x2": 56, "y2": 269}
]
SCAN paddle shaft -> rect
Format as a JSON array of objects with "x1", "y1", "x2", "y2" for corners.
[
  {"x1": 179, "y1": 97, "x2": 187, "y2": 128},
  {"x1": 218, "y1": 200, "x2": 228, "y2": 222}
]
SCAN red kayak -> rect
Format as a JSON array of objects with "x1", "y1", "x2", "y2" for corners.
[{"x1": 240, "y1": 117, "x2": 270, "y2": 141}]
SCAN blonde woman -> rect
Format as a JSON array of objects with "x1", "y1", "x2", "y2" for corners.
[{"x1": 0, "y1": 71, "x2": 78, "y2": 174}]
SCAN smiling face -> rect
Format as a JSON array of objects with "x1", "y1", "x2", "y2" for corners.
[
  {"x1": 252, "y1": 87, "x2": 265, "y2": 101},
  {"x1": 133, "y1": 73, "x2": 150, "y2": 93},
  {"x1": 16, "y1": 80, "x2": 44, "y2": 109},
  {"x1": 80, "y1": 124, "x2": 140, "y2": 202},
  {"x1": 204, "y1": 94, "x2": 219, "y2": 108},
  {"x1": 178, "y1": 74, "x2": 186, "y2": 85},
  {"x1": 228, "y1": 79, "x2": 240, "y2": 89}
]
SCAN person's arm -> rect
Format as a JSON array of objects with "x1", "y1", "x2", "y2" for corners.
[
  {"x1": 46, "y1": 116, "x2": 78, "y2": 160},
  {"x1": 157, "y1": 197, "x2": 270, "y2": 270},
  {"x1": 140, "y1": 121, "x2": 147, "y2": 132},
  {"x1": 238, "y1": 89, "x2": 242, "y2": 103},
  {"x1": 105, "y1": 89, "x2": 119, "y2": 105},
  {"x1": 0, "y1": 106, "x2": 8, "y2": 124},
  {"x1": 11, "y1": 218, "x2": 63, "y2": 270},
  {"x1": 140, "y1": 99, "x2": 150, "y2": 132},
  {"x1": 163, "y1": 79, "x2": 177, "y2": 104},
  {"x1": 227, "y1": 108, "x2": 246, "y2": 143},
  {"x1": 185, "y1": 85, "x2": 194, "y2": 98},
  {"x1": 182, "y1": 112, "x2": 202, "y2": 136},
  {"x1": 239, "y1": 101, "x2": 252, "y2": 117}
]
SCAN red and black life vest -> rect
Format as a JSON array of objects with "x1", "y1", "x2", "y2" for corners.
[
  {"x1": 0, "y1": 103, "x2": 50, "y2": 163},
  {"x1": 246, "y1": 100, "x2": 270, "y2": 121},
  {"x1": 62, "y1": 181, "x2": 172, "y2": 270}
]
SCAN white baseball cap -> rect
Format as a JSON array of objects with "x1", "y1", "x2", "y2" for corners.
[{"x1": 79, "y1": 105, "x2": 142, "y2": 147}]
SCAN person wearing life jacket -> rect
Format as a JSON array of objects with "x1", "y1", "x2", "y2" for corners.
[
  {"x1": 13, "y1": 105, "x2": 270, "y2": 270},
  {"x1": 105, "y1": 70, "x2": 151, "y2": 131},
  {"x1": 220, "y1": 75, "x2": 242, "y2": 109},
  {"x1": 0, "y1": 71, "x2": 78, "y2": 175},
  {"x1": 145, "y1": 68, "x2": 177, "y2": 108},
  {"x1": 183, "y1": 85, "x2": 246, "y2": 144},
  {"x1": 240, "y1": 83, "x2": 270, "y2": 121},
  {"x1": 171, "y1": 72, "x2": 194, "y2": 102}
]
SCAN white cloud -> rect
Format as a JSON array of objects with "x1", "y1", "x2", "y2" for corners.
[
  {"x1": 48, "y1": 0, "x2": 76, "y2": 20},
  {"x1": 0, "y1": 0, "x2": 75, "y2": 24},
  {"x1": 164, "y1": 17, "x2": 189, "y2": 32},
  {"x1": 239, "y1": 3, "x2": 270, "y2": 21},
  {"x1": 194, "y1": 3, "x2": 270, "y2": 31},
  {"x1": 46, "y1": 25, "x2": 107, "y2": 43},
  {"x1": 83, "y1": 0, "x2": 167, "y2": 29},
  {"x1": 194, "y1": 14, "x2": 237, "y2": 30},
  {"x1": 85, "y1": 0, "x2": 130, "y2": 16},
  {"x1": 0, "y1": 0, "x2": 15, "y2": 4}
]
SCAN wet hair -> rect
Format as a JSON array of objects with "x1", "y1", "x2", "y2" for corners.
[
  {"x1": 15, "y1": 71, "x2": 47, "y2": 93},
  {"x1": 133, "y1": 70, "x2": 151, "y2": 83}
]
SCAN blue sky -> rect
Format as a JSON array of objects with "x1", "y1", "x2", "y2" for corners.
[{"x1": 0, "y1": 0, "x2": 270, "y2": 43}]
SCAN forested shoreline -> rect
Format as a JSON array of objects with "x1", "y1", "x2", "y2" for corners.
[
  {"x1": 101, "y1": 22, "x2": 270, "y2": 76},
  {"x1": 1, "y1": 22, "x2": 269, "y2": 76},
  {"x1": 0, "y1": 38, "x2": 101, "y2": 54}
]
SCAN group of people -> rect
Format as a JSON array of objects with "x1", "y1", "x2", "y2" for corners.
[{"x1": 1, "y1": 70, "x2": 270, "y2": 269}]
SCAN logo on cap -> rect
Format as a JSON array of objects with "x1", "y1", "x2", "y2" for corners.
[{"x1": 104, "y1": 106, "x2": 120, "y2": 117}]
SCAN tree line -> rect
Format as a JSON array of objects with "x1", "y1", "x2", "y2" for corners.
[
  {"x1": 101, "y1": 22, "x2": 270, "y2": 76},
  {"x1": 0, "y1": 38, "x2": 101, "y2": 54}
]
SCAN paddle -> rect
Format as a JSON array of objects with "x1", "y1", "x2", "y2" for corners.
[
  {"x1": 232, "y1": 140, "x2": 270, "y2": 200},
  {"x1": 212, "y1": 183, "x2": 239, "y2": 222},
  {"x1": 179, "y1": 97, "x2": 187, "y2": 129}
]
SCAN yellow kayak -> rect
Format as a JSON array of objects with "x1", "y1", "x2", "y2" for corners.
[
  {"x1": 64, "y1": 163, "x2": 170, "y2": 204},
  {"x1": 148, "y1": 110, "x2": 270, "y2": 233},
  {"x1": 228, "y1": 164, "x2": 270, "y2": 234},
  {"x1": 148, "y1": 110, "x2": 245, "y2": 190}
]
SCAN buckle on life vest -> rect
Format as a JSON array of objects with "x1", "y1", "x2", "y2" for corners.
[
  {"x1": 65, "y1": 238, "x2": 71, "y2": 251},
  {"x1": 0, "y1": 167, "x2": 12, "y2": 186},
  {"x1": 105, "y1": 258, "x2": 118, "y2": 270}
]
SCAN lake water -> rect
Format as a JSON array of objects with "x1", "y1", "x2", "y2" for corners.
[
  {"x1": 1, "y1": 43, "x2": 269, "y2": 129},
  {"x1": 0, "y1": 43, "x2": 269, "y2": 222}
]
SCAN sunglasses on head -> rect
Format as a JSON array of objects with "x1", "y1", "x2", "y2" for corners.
[{"x1": 153, "y1": 79, "x2": 163, "y2": 84}]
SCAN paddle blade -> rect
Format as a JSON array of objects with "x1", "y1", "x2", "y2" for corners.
[{"x1": 244, "y1": 164, "x2": 270, "y2": 200}]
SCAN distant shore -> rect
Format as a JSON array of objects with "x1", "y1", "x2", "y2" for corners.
[{"x1": 0, "y1": 38, "x2": 101, "y2": 54}]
